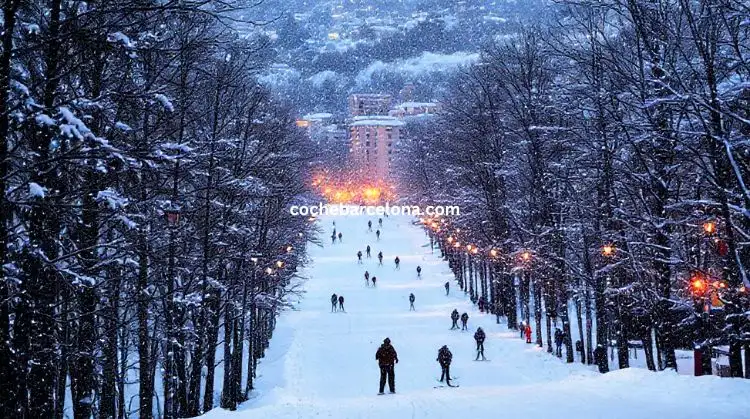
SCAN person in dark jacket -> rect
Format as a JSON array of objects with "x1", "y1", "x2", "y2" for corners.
[
  {"x1": 478, "y1": 297, "x2": 485, "y2": 313},
  {"x1": 364, "y1": 271, "x2": 370, "y2": 287},
  {"x1": 409, "y1": 293, "x2": 415, "y2": 311},
  {"x1": 437, "y1": 345, "x2": 453, "y2": 384},
  {"x1": 554, "y1": 328, "x2": 564, "y2": 357},
  {"x1": 366, "y1": 245, "x2": 371, "y2": 258},
  {"x1": 378, "y1": 251, "x2": 383, "y2": 265},
  {"x1": 331, "y1": 233, "x2": 336, "y2": 244},
  {"x1": 394, "y1": 256, "x2": 400, "y2": 270},
  {"x1": 331, "y1": 294, "x2": 338, "y2": 312},
  {"x1": 357, "y1": 251, "x2": 363, "y2": 264},
  {"x1": 474, "y1": 327, "x2": 486, "y2": 360},
  {"x1": 378, "y1": 218, "x2": 383, "y2": 227},
  {"x1": 368, "y1": 220, "x2": 372, "y2": 231},
  {"x1": 375, "y1": 338, "x2": 398, "y2": 394},
  {"x1": 337, "y1": 232, "x2": 342, "y2": 242},
  {"x1": 338, "y1": 295, "x2": 345, "y2": 312},
  {"x1": 416, "y1": 265, "x2": 421, "y2": 278},
  {"x1": 376, "y1": 229, "x2": 381, "y2": 240},
  {"x1": 444, "y1": 281, "x2": 450, "y2": 296},
  {"x1": 460, "y1": 312, "x2": 469, "y2": 330},
  {"x1": 450, "y1": 309, "x2": 459, "y2": 330},
  {"x1": 594, "y1": 344, "x2": 607, "y2": 373},
  {"x1": 372, "y1": 276, "x2": 377, "y2": 287}
]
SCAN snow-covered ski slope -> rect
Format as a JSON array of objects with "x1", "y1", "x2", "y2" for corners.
[{"x1": 205, "y1": 215, "x2": 750, "y2": 419}]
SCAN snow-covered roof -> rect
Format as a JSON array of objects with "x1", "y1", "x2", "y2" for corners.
[
  {"x1": 350, "y1": 116, "x2": 404, "y2": 127},
  {"x1": 303, "y1": 113, "x2": 334, "y2": 121},
  {"x1": 395, "y1": 102, "x2": 438, "y2": 109}
]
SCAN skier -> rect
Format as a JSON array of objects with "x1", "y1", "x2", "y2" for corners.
[
  {"x1": 478, "y1": 297, "x2": 485, "y2": 313},
  {"x1": 554, "y1": 328, "x2": 564, "y2": 358},
  {"x1": 409, "y1": 293, "x2": 415, "y2": 311},
  {"x1": 368, "y1": 220, "x2": 372, "y2": 231},
  {"x1": 357, "y1": 250, "x2": 363, "y2": 264},
  {"x1": 437, "y1": 345, "x2": 453, "y2": 385},
  {"x1": 594, "y1": 344, "x2": 607, "y2": 373},
  {"x1": 338, "y1": 232, "x2": 342, "y2": 242},
  {"x1": 376, "y1": 229, "x2": 381, "y2": 240},
  {"x1": 576, "y1": 340, "x2": 584, "y2": 362},
  {"x1": 378, "y1": 251, "x2": 383, "y2": 266},
  {"x1": 366, "y1": 245, "x2": 371, "y2": 258},
  {"x1": 364, "y1": 271, "x2": 370, "y2": 286},
  {"x1": 372, "y1": 276, "x2": 377, "y2": 287},
  {"x1": 444, "y1": 281, "x2": 449, "y2": 296},
  {"x1": 375, "y1": 338, "x2": 398, "y2": 394},
  {"x1": 331, "y1": 293, "x2": 338, "y2": 313},
  {"x1": 460, "y1": 312, "x2": 469, "y2": 331},
  {"x1": 474, "y1": 327, "x2": 486, "y2": 360},
  {"x1": 331, "y1": 233, "x2": 336, "y2": 244},
  {"x1": 519, "y1": 321, "x2": 526, "y2": 338},
  {"x1": 378, "y1": 217, "x2": 383, "y2": 227},
  {"x1": 450, "y1": 309, "x2": 459, "y2": 330},
  {"x1": 416, "y1": 265, "x2": 421, "y2": 278},
  {"x1": 525, "y1": 323, "x2": 532, "y2": 343},
  {"x1": 338, "y1": 295, "x2": 345, "y2": 312},
  {"x1": 394, "y1": 256, "x2": 400, "y2": 270}
]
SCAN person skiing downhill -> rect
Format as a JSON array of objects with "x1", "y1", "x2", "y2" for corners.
[
  {"x1": 376, "y1": 229, "x2": 381, "y2": 240},
  {"x1": 409, "y1": 293, "x2": 415, "y2": 311},
  {"x1": 416, "y1": 265, "x2": 421, "y2": 278},
  {"x1": 378, "y1": 251, "x2": 383, "y2": 266},
  {"x1": 372, "y1": 276, "x2": 377, "y2": 287},
  {"x1": 437, "y1": 345, "x2": 453, "y2": 385},
  {"x1": 444, "y1": 281, "x2": 450, "y2": 296},
  {"x1": 478, "y1": 297, "x2": 485, "y2": 313},
  {"x1": 394, "y1": 256, "x2": 400, "y2": 270},
  {"x1": 525, "y1": 323, "x2": 532, "y2": 343},
  {"x1": 450, "y1": 309, "x2": 459, "y2": 330},
  {"x1": 364, "y1": 271, "x2": 370, "y2": 286},
  {"x1": 331, "y1": 233, "x2": 336, "y2": 244},
  {"x1": 366, "y1": 245, "x2": 371, "y2": 258},
  {"x1": 378, "y1": 218, "x2": 383, "y2": 227},
  {"x1": 368, "y1": 220, "x2": 372, "y2": 231},
  {"x1": 357, "y1": 251, "x2": 363, "y2": 264},
  {"x1": 460, "y1": 312, "x2": 469, "y2": 330},
  {"x1": 331, "y1": 294, "x2": 338, "y2": 312},
  {"x1": 338, "y1": 295, "x2": 345, "y2": 312},
  {"x1": 375, "y1": 338, "x2": 398, "y2": 394},
  {"x1": 474, "y1": 327, "x2": 486, "y2": 360},
  {"x1": 338, "y1": 232, "x2": 342, "y2": 242}
]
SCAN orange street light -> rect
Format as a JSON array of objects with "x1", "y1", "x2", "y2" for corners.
[
  {"x1": 286, "y1": 245, "x2": 293, "y2": 253},
  {"x1": 276, "y1": 260, "x2": 285, "y2": 269},
  {"x1": 602, "y1": 244, "x2": 615, "y2": 257},
  {"x1": 466, "y1": 244, "x2": 473, "y2": 252},
  {"x1": 703, "y1": 221, "x2": 716, "y2": 235},
  {"x1": 453, "y1": 242, "x2": 461, "y2": 248},
  {"x1": 690, "y1": 275, "x2": 708, "y2": 297},
  {"x1": 471, "y1": 247, "x2": 479, "y2": 255},
  {"x1": 521, "y1": 251, "x2": 531, "y2": 262},
  {"x1": 490, "y1": 249, "x2": 498, "y2": 257},
  {"x1": 447, "y1": 236, "x2": 454, "y2": 243}
]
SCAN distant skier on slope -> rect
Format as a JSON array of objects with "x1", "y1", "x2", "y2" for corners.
[
  {"x1": 450, "y1": 309, "x2": 459, "y2": 330},
  {"x1": 416, "y1": 265, "x2": 421, "y2": 278},
  {"x1": 444, "y1": 281, "x2": 449, "y2": 296},
  {"x1": 460, "y1": 312, "x2": 469, "y2": 330},
  {"x1": 394, "y1": 256, "x2": 400, "y2": 270},
  {"x1": 331, "y1": 294, "x2": 338, "y2": 312},
  {"x1": 372, "y1": 276, "x2": 377, "y2": 287},
  {"x1": 474, "y1": 327, "x2": 486, "y2": 360},
  {"x1": 366, "y1": 245, "x2": 371, "y2": 258},
  {"x1": 368, "y1": 220, "x2": 372, "y2": 231},
  {"x1": 364, "y1": 271, "x2": 370, "y2": 286},
  {"x1": 357, "y1": 251, "x2": 363, "y2": 264},
  {"x1": 378, "y1": 218, "x2": 383, "y2": 227},
  {"x1": 378, "y1": 251, "x2": 383, "y2": 266},
  {"x1": 376, "y1": 229, "x2": 381, "y2": 240},
  {"x1": 331, "y1": 233, "x2": 336, "y2": 244},
  {"x1": 409, "y1": 293, "x2": 415, "y2": 311},
  {"x1": 437, "y1": 345, "x2": 453, "y2": 385},
  {"x1": 338, "y1": 232, "x2": 342, "y2": 242},
  {"x1": 525, "y1": 323, "x2": 532, "y2": 344},
  {"x1": 478, "y1": 297, "x2": 485, "y2": 313},
  {"x1": 338, "y1": 295, "x2": 345, "y2": 312},
  {"x1": 375, "y1": 338, "x2": 398, "y2": 394},
  {"x1": 554, "y1": 328, "x2": 564, "y2": 358}
]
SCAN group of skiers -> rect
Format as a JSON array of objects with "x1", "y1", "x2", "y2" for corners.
[
  {"x1": 330, "y1": 293, "x2": 345, "y2": 312},
  {"x1": 364, "y1": 271, "x2": 377, "y2": 287},
  {"x1": 450, "y1": 309, "x2": 470, "y2": 331}
]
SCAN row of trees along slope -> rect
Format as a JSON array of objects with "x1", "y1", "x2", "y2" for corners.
[
  {"x1": 0, "y1": 1, "x2": 316, "y2": 418},
  {"x1": 397, "y1": 0, "x2": 750, "y2": 378}
]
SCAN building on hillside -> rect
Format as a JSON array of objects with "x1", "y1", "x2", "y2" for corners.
[
  {"x1": 388, "y1": 101, "x2": 440, "y2": 119},
  {"x1": 348, "y1": 94, "x2": 392, "y2": 116},
  {"x1": 349, "y1": 116, "x2": 404, "y2": 180}
]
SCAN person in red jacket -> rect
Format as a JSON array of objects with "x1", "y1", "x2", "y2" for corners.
[
  {"x1": 525, "y1": 323, "x2": 532, "y2": 343},
  {"x1": 375, "y1": 338, "x2": 398, "y2": 394}
]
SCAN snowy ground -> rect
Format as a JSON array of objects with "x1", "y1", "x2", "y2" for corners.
[{"x1": 204, "y1": 214, "x2": 750, "y2": 419}]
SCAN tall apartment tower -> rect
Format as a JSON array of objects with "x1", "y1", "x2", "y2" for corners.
[
  {"x1": 348, "y1": 94, "x2": 392, "y2": 116},
  {"x1": 349, "y1": 116, "x2": 403, "y2": 181}
]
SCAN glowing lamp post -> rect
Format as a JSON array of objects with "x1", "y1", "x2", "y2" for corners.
[
  {"x1": 703, "y1": 221, "x2": 716, "y2": 235},
  {"x1": 276, "y1": 260, "x2": 285, "y2": 269},
  {"x1": 490, "y1": 249, "x2": 498, "y2": 258},
  {"x1": 602, "y1": 244, "x2": 615, "y2": 258},
  {"x1": 447, "y1": 236, "x2": 454, "y2": 243}
]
